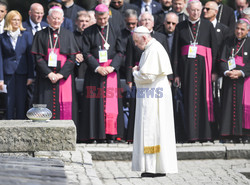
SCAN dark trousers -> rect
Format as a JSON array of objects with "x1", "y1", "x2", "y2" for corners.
[{"x1": 5, "y1": 74, "x2": 27, "y2": 119}]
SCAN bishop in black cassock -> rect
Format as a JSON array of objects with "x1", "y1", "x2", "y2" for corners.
[
  {"x1": 78, "y1": 4, "x2": 125, "y2": 143},
  {"x1": 31, "y1": 7, "x2": 79, "y2": 124},
  {"x1": 219, "y1": 19, "x2": 250, "y2": 143},
  {"x1": 172, "y1": 0, "x2": 217, "y2": 142}
]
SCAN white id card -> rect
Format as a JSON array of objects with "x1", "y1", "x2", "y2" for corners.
[
  {"x1": 228, "y1": 58, "x2": 236, "y2": 71},
  {"x1": 188, "y1": 45, "x2": 197, "y2": 58},
  {"x1": 99, "y1": 50, "x2": 108, "y2": 63},
  {"x1": 48, "y1": 51, "x2": 57, "y2": 67}
]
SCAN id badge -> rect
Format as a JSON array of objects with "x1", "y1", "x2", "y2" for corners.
[
  {"x1": 188, "y1": 45, "x2": 197, "y2": 58},
  {"x1": 228, "y1": 57, "x2": 236, "y2": 71},
  {"x1": 48, "y1": 51, "x2": 57, "y2": 67},
  {"x1": 99, "y1": 50, "x2": 108, "y2": 63}
]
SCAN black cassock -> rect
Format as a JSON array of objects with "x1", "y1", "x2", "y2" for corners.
[
  {"x1": 219, "y1": 36, "x2": 250, "y2": 137},
  {"x1": 31, "y1": 27, "x2": 79, "y2": 124},
  {"x1": 172, "y1": 19, "x2": 217, "y2": 141},
  {"x1": 216, "y1": 4, "x2": 235, "y2": 32},
  {"x1": 74, "y1": 30, "x2": 87, "y2": 79},
  {"x1": 78, "y1": 23, "x2": 125, "y2": 141}
]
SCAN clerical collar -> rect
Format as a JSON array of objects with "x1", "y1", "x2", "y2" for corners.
[
  {"x1": 98, "y1": 23, "x2": 108, "y2": 29},
  {"x1": 211, "y1": 19, "x2": 217, "y2": 28},
  {"x1": 176, "y1": 11, "x2": 184, "y2": 15},
  {"x1": 237, "y1": 36, "x2": 247, "y2": 41},
  {"x1": 49, "y1": 25, "x2": 59, "y2": 32},
  {"x1": 64, "y1": 2, "x2": 74, "y2": 8},
  {"x1": 76, "y1": 28, "x2": 83, "y2": 34},
  {"x1": 188, "y1": 18, "x2": 200, "y2": 24},
  {"x1": 163, "y1": 7, "x2": 172, "y2": 13}
]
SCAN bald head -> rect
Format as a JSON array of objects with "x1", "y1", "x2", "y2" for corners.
[
  {"x1": 164, "y1": 12, "x2": 178, "y2": 34},
  {"x1": 203, "y1": 1, "x2": 218, "y2": 22},
  {"x1": 29, "y1": 3, "x2": 44, "y2": 24}
]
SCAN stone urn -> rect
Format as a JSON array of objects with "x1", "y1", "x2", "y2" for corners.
[{"x1": 26, "y1": 104, "x2": 52, "y2": 122}]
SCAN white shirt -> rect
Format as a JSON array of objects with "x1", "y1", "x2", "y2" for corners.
[
  {"x1": 211, "y1": 19, "x2": 217, "y2": 28},
  {"x1": 0, "y1": 19, "x2": 5, "y2": 34},
  {"x1": 29, "y1": 18, "x2": 41, "y2": 35},
  {"x1": 142, "y1": 0, "x2": 152, "y2": 14}
]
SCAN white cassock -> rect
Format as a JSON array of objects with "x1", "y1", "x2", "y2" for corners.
[{"x1": 132, "y1": 38, "x2": 178, "y2": 174}]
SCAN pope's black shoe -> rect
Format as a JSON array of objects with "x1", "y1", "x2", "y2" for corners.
[{"x1": 141, "y1": 172, "x2": 166, "y2": 178}]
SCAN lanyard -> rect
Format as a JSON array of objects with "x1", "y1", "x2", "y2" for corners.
[
  {"x1": 98, "y1": 24, "x2": 109, "y2": 50},
  {"x1": 218, "y1": 4, "x2": 223, "y2": 23},
  {"x1": 48, "y1": 27, "x2": 60, "y2": 52},
  {"x1": 231, "y1": 38, "x2": 247, "y2": 58},
  {"x1": 188, "y1": 20, "x2": 200, "y2": 45}
]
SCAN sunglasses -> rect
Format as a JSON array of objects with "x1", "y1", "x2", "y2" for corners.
[
  {"x1": 203, "y1": 7, "x2": 213, "y2": 11},
  {"x1": 166, "y1": 21, "x2": 176, "y2": 25},
  {"x1": 111, "y1": 1, "x2": 122, "y2": 4},
  {"x1": 127, "y1": 22, "x2": 137, "y2": 25}
]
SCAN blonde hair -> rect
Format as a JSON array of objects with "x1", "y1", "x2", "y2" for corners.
[{"x1": 4, "y1": 10, "x2": 26, "y2": 31}]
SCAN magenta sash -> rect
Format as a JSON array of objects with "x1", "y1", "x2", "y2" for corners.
[
  {"x1": 46, "y1": 48, "x2": 72, "y2": 120},
  {"x1": 98, "y1": 59, "x2": 118, "y2": 135},
  {"x1": 234, "y1": 56, "x2": 250, "y2": 129},
  {"x1": 181, "y1": 45, "x2": 214, "y2": 122}
]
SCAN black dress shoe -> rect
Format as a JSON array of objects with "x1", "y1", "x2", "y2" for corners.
[
  {"x1": 141, "y1": 172, "x2": 166, "y2": 178},
  {"x1": 107, "y1": 139, "x2": 114, "y2": 144}
]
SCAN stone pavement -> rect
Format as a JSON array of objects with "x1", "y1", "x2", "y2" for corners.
[
  {"x1": 32, "y1": 142, "x2": 250, "y2": 185},
  {"x1": 94, "y1": 159, "x2": 250, "y2": 185}
]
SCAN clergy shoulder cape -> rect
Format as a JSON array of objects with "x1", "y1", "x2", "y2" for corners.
[{"x1": 132, "y1": 38, "x2": 178, "y2": 174}]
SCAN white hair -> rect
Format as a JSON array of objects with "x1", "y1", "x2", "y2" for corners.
[
  {"x1": 48, "y1": 6, "x2": 64, "y2": 17},
  {"x1": 138, "y1": 12, "x2": 154, "y2": 22},
  {"x1": 187, "y1": 0, "x2": 202, "y2": 9}
]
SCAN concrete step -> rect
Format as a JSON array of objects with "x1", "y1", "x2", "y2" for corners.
[{"x1": 81, "y1": 143, "x2": 250, "y2": 161}]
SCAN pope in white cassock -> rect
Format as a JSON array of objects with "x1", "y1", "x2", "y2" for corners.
[{"x1": 132, "y1": 26, "x2": 178, "y2": 178}]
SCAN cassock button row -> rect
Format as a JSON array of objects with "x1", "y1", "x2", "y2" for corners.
[{"x1": 53, "y1": 113, "x2": 56, "y2": 115}]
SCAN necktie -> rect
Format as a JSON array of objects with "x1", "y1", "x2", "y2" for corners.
[
  {"x1": 35, "y1": 25, "x2": 38, "y2": 32},
  {"x1": 145, "y1": 4, "x2": 149, "y2": 12}
]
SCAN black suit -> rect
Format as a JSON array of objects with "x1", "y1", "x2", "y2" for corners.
[
  {"x1": 216, "y1": 4, "x2": 235, "y2": 31},
  {"x1": 133, "y1": 0, "x2": 162, "y2": 15},
  {"x1": 63, "y1": 3, "x2": 84, "y2": 30},
  {"x1": 110, "y1": 2, "x2": 139, "y2": 16}
]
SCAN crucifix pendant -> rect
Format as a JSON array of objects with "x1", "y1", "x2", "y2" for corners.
[{"x1": 104, "y1": 42, "x2": 110, "y2": 50}]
